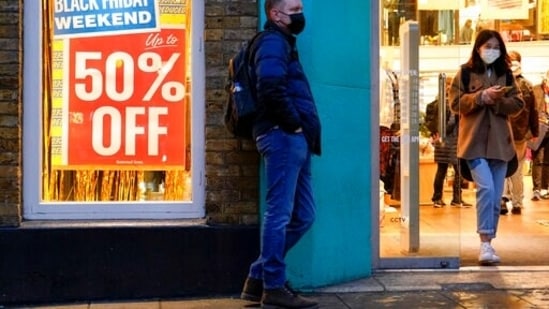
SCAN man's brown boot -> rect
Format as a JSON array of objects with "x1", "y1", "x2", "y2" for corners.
[
  {"x1": 241, "y1": 277, "x2": 263, "y2": 302},
  {"x1": 261, "y1": 286, "x2": 319, "y2": 309}
]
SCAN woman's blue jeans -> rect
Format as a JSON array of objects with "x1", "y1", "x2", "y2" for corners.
[
  {"x1": 248, "y1": 127, "x2": 316, "y2": 289},
  {"x1": 467, "y1": 158, "x2": 507, "y2": 239}
]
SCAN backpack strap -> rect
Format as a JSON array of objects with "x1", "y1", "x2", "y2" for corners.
[
  {"x1": 460, "y1": 65, "x2": 470, "y2": 88},
  {"x1": 241, "y1": 31, "x2": 268, "y2": 101},
  {"x1": 246, "y1": 30, "x2": 291, "y2": 93},
  {"x1": 505, "y1": 69, "x2": 513, "y2": 86},
  {"x1": 242, "y1": 31, "x2": 266, "y2": 81},
  {"x1": 247, "y1": 29, "x2": 285, "y2": 65}
]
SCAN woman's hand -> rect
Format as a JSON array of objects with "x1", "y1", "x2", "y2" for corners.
[{"x1": 481, "y1": 86, "x2": 505, "y2": 105}]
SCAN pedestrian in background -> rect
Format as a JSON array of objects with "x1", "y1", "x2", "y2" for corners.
[
  {"x1": 530, "y1": 72, "x2": 549, "y2": 201},
  {"x1": 460, "y1": 19, "x2": 474, "y2": 44},
  {"x1": 240, "y1": 0, "x2": 321, "y2": 308},
  {"x1": 501, "y1": 50, "x2": 539, "y2": 215},
  {"x1": 424, "y1": 78, "x2": 471, "y2": 208},
  {"x1": 448, "y1": 30, "x2": 524, "y2": 265}
]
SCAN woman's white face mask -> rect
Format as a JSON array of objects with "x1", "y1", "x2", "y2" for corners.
[
  {"x1": 510, "y1": 60, "x2": 521, "y2": 76},
  {"x1": 480, "y1": 48, "x2": 500, "y2": 65}
]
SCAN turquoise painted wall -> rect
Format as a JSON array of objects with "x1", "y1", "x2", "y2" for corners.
[{"x1": 258, "y1": 0, "x2": 374, "y2": 288}]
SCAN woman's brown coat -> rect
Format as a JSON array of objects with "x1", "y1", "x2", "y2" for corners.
[{"x1": 448, "y1": 68, "x2": 524, "y2": 162}]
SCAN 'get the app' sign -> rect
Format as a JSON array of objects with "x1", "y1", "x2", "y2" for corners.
[{"x1": 67, "y1": 29, "x2": 186, "y2": 169}]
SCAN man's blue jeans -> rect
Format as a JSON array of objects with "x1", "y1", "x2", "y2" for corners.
[
  {"x1": 248, "y1": 127, "x2": 316, "y2": 289},
  {"x1": 467, "y1": 158, "x2": 507, "y2": 239}
]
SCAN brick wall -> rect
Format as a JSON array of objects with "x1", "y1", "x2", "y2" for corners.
[
  {"x1": 204, "y1": 0, "x2": 261, "y2": 225},
  {"x1": 0, "y1": 1, "x2": 22, "y2": 226}
]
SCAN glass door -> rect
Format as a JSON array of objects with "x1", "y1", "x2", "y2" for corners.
[
  {"x1": 378, "y1": 0, "x2": 468, "y2": 269},
  {"x1": 377, "y1": 0, "x2": 549, "y2": 269}
]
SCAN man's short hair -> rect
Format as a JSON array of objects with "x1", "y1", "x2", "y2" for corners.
[{"x1": 265, "y1": 0, "x2": 285, "y2": 18}]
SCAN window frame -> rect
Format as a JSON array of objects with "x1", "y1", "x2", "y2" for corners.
[{"x1": 22, "y1": 1, "x2": 205, "y2": 220}]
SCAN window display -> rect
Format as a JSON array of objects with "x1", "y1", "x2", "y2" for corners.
[
  {"x1": 42, "y1": 0, "x2": 192, "y2": 202},
  {"x1": 381, "y1": 0, "x2": 541, "y2": 46}
]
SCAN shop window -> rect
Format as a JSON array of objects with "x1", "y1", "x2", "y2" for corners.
[
  {"x1": 381, "y1": 0, "x2": 543, "y2": 46},
  {"x1": 23, "y1": 1, "x2": 205, "y2": 219}
]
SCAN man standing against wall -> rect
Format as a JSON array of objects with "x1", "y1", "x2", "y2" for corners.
[{"x1": 240, "y1": 0, "x2": 322, "y2": 308}]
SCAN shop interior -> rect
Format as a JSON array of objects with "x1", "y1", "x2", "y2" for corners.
[
  {"x1": 379, "y1": 0, "x2": 549, "y2": 267},
  {"x1": 381, "y1": 171, "x2": 549, "y2": 266}
]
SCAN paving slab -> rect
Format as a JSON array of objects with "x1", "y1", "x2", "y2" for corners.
[
  {"x1": 316, "y1": 268, "x2": 549, "y2": 293},
  {"x1": 15, "y1": 269, "x2": 549, "y2": 309}
]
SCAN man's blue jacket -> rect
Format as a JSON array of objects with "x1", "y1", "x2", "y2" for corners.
[{"x1": 250, "y1": 21, "x2": 321, "y2": 155}]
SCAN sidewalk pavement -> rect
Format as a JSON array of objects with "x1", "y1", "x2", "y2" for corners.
[{"x1": 15, "y1": 266, "x2": 549, "y2": 308}]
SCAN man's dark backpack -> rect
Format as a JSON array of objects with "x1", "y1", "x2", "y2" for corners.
[
  {"x1": 224, "y1": 32, "x2": 264, "y2": 139},
  {"x1": 424, "y1": 99, "x2": 439, "y2": 136}
]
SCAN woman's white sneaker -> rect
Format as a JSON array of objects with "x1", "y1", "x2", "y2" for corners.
[{"x1": 478, "y1": 242, "x2": 500, "y2": 265}]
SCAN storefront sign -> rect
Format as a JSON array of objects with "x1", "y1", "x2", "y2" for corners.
[
  {"x1": 50, "y1": 0, "x2": 187, "y2": 169},
  {"x1": 481, "y1": 0, "x2": 528, "y2": 20},
  {"x1": 53, "y1": 0, "x2": 159, "y2": 37},
  {"x1": 417, "y1": 0, "x2": 459, "y2": 10}
]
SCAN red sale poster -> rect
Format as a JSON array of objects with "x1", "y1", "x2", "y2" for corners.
[{"x1": 65, "y1": 29, "x2": 186, "y2": 169}]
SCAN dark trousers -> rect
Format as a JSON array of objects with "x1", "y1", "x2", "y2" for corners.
[
  {"x1": 388, "y1": 12, "x2": 400, "y2": 46},
  {"x1": 532, "y1": 137, "x2": 549, "y2": 191},
  {"x1": 432, "y1": 162, "x2": 461, "y2": 202}
]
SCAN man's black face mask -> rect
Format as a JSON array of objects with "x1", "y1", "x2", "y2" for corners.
[
  {"x1": 279, "y1": 11, "x2": 306, "y2": 35},
  {"x1": 288, "y1": 13, "x2": 305, "y2": 34}
]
